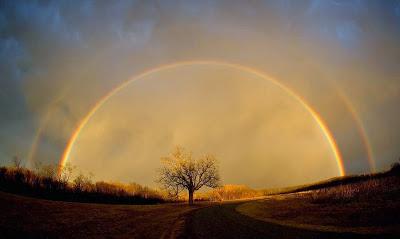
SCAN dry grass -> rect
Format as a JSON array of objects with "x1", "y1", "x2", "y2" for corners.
[
  {"x1": 237, "y1": 174, "x2": 400, "y2": 235},
  {"x1": 195, "y1": 184, "x2": 264, "y2": 201},
  {"x1": 302, "y1": 175, "x2": 400, "y2": 204},
  {"x1": 0, "y1": 191, "x2": 202, "y2": 238}
]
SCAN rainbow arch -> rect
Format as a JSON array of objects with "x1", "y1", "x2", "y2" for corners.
[
  {"x1": 337, "y1": 91, "x2": 376, "y2": 172},
  {"x1": 26, "y1": 92, "x2": 69, "y2": 168},
  {"x1": 58, "y1": 60, "x2": 346, "y2": 176}
]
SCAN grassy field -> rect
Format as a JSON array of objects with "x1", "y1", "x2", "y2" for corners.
[
  {"x1": 0, "y1": 191, "x2": 204, "y2": 239},
  {"x1": 1, "y1": 165, "x2": 399, "y2": 238},
  {"x1": 237, "y1": 173, "x2": 400, "y2": 235},
  {"x1": 262, "y1": 169, "x2": 399, "y2": 196}
]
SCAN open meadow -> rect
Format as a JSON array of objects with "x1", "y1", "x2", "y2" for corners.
[{"x1": 1, "y1": 167, "x2": 399, "y2": 238}]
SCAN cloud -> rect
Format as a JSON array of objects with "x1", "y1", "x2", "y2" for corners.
[{"x1": 0, "y1": 1, "x2": 399, "y2": 187}]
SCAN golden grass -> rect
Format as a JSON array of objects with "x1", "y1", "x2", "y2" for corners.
[
  {"x1": 195, "y1": 184, "x2": 264, "y2": 201},
  {"x1": 303, "y1": 175, "x2": 400, "y2": 203},
  {"x1": 237, "y1": 174, "x2": 400, "y2": 235}
]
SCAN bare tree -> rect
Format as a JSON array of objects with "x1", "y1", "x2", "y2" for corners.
[
  {"x1": 58, "y1": 162, "x2": 76, "y2": 184},
  {"x1": 36, "y1": 163, "x2": 57, "y2": 179},
  {"x1": 157, "y1": 147, "x2": 220, "y2": 205},
  {"x1": 73, "y1": 172, "x2": 93, "y2": 192}
]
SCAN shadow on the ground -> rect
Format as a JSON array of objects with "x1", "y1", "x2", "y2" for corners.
[{"x1": 179, "y1": 202, "x2": 398, "y2": 239}]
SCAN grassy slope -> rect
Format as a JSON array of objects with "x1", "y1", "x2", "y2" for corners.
[
  {"x1": 0, "y1": 191, "x2": 201, "y2": 239},
  {"x1": 262, "y1": 171, "x2": 397, "y2": 195},
  {"x1": 238, "y1": 173, "x2": 400, "y2": 235}
]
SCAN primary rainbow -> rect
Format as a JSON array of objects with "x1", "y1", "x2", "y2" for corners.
[{"x1": 58, "y1": 61, "x2": 346, "y2": 176}]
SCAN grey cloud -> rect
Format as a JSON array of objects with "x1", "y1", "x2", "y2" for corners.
[{"x1": 0, "y1": 0, "x2": 399, "y2": 187}]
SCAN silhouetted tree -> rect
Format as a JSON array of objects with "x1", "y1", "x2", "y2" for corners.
[{"x1": 157, "y1": 147, "x2": 220, "y2": 205}]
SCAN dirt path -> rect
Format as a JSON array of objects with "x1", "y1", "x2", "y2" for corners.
[{"x1": 178, "y1": 202, "x2": 397, "y2": 239}]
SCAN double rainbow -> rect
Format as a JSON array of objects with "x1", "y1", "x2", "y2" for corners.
[{"x1": 57, "y1": 60, "x2": 346, "y2": 176}]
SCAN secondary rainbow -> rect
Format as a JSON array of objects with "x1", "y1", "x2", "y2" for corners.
[
  {"x1": 337, "y1": 90, "x2": 376, "y2": 172},
  {"x1": 58, "y1": 61, "x2": 346, "y2": 176},
  {"x1": 27, "y1": 92, "x2": 68, "y2": 168}
]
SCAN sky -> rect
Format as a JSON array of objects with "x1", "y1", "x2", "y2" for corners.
[{"x1": 1, "y1": 0, "x2": 400, "y2": 188}]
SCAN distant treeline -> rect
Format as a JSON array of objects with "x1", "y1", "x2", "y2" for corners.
[
  {"x1": 0, "y1": 164, "x2": 164, "y2": 205},
  {"x1": 0, "y1": 161, "x2": 266, "y2": 204},
  {"x1": 196, "y1": 184, "x2": 264, "y2": 201}
]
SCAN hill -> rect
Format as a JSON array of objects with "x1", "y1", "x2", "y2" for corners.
[
  {"x1": 239, "y1": 166, "x2": 400, "y2": 235},
  {"x1": 263, "y1": 163, "x2": 400, "y2": 195}
]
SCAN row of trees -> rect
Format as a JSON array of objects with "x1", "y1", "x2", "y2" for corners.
[
  {"x1": 0, "y1": 159, "x2": 164, "y2": 204},
  {"x1": 2, "y1": 147, "x2": 222, "y2": 205},
  {"x1": 4, "y1": 146, "x2": 274, "y2": 205}
]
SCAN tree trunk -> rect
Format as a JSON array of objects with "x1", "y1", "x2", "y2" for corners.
[{"x1": 188, "y1": 189, "x2": 194, "y2": 205}]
